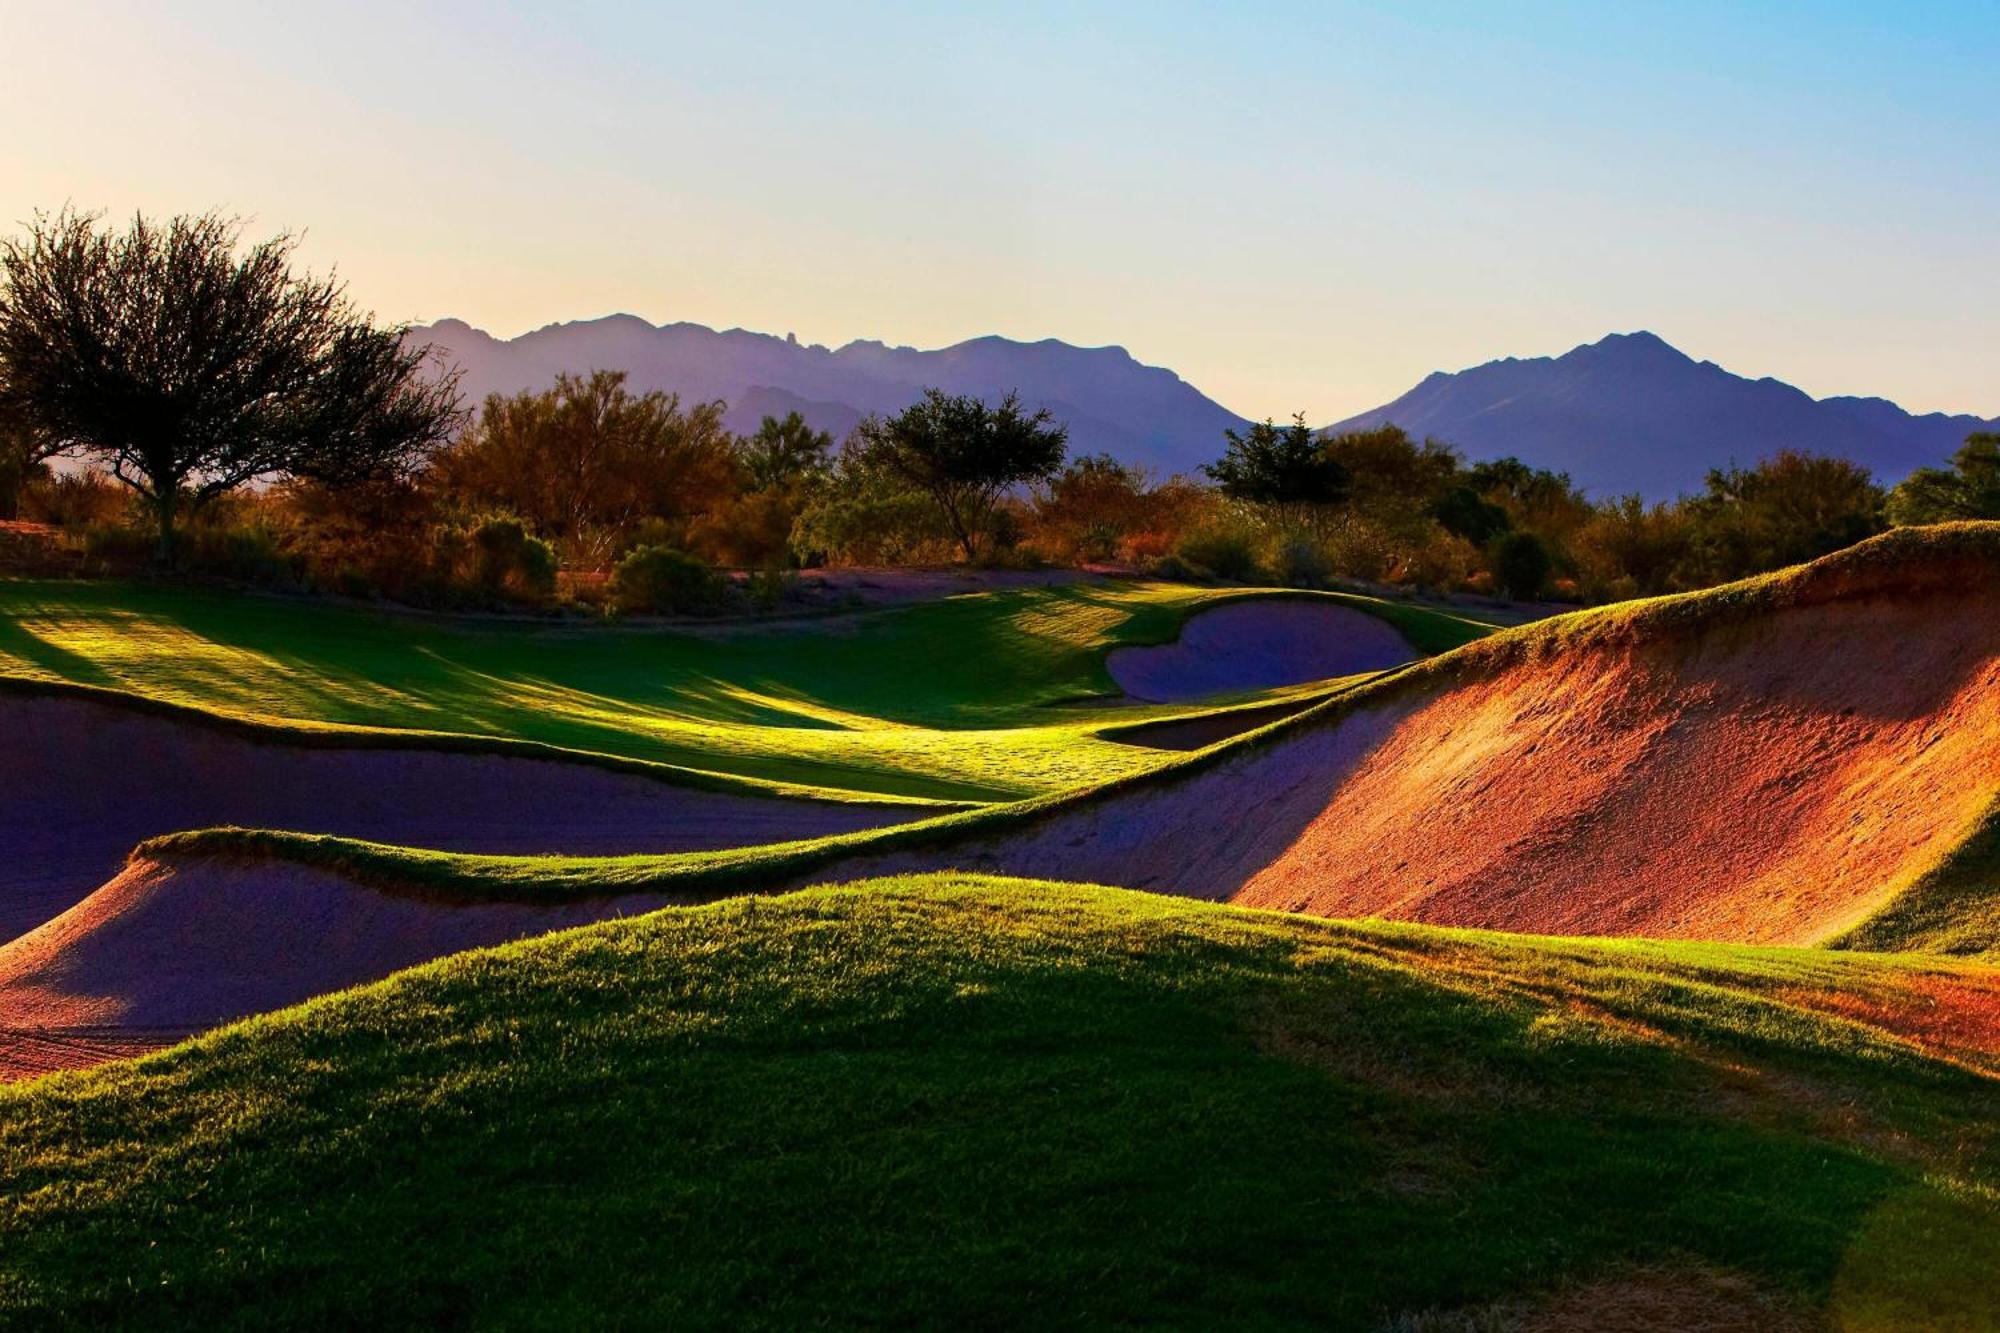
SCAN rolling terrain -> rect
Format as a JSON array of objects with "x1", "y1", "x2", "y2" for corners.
[
  {"x1": 3, "y1": 877, "x2": 1995, "y2": 1329},
  {"x1": 0, "y1": 577, "x2": 1470, "y2": 1071},
  {"x1": 0, "y1": 578, "x2": 1477, "y2": 805},
  {"x1": 99, "y1": 525, "x2": 2000, "y2": 956},
  {"x1": 3, "y1": 529, "x2": 1999, "y2": 1328}
]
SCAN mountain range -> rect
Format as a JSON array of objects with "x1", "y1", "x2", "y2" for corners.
[
  {"x1": 1328, "y1": 331, "x2": 1997, "y2": 498},
  {"x1": 413, "y1": 316, "x2": 1241, "y2": 479},
  {"x1": 411, "y1": 317, "x2": 1994, "y2": 500}
]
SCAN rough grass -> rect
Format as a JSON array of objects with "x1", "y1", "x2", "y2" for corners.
[
  {"x1": 0, "y1": 578, "x2": 1488, "y2": 803},
  {"x1": 1, "y1": 876, "x2": 1995, "y2": 1330}
]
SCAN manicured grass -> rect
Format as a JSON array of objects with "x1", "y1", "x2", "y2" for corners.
[
  {"x1": 1, "y1": 876, "x2": 1994, "y2": 1330},
  {"x1": 0, "y1": 577, "x2": 1489, "y2": 802}
]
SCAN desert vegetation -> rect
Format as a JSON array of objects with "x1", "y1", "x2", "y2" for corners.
[{"x1": 0, "y1": 209, "x2": 1968, "y2": 624}]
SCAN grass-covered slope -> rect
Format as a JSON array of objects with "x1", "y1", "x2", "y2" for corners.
[
  {"x1": 2, "y1": 877, "x2": 1995, "y2": 1330},
  {"x1": 139, "y1": 525, "x2": 2000, "y2": 961},
  {"x1": 1837, "y1": 797, "x2": 2000, "y2": 960},
  {"x1": 0, "y1": 578, "x2": 1488, "y2": 802}
]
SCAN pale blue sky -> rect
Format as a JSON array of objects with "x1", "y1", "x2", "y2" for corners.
[{"x1": 2, "y1": 0, "x2": 1994, "y2": 418}]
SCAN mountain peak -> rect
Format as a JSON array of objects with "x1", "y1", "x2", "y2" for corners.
[
  {"x1": 1330, "y1": 332, "x2": 1993, "y2": 499},
  {"x1": 1569, "y1": 329, "x2": 1693, "y2": 365}
]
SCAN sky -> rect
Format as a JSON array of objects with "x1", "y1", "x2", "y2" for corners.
[{"x1": 2, "y1": 0, "x2": 1995, "y2": 421}]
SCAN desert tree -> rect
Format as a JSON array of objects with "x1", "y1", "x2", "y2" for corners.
[
  {"x1": 433, "y1": 369, "x2": 736, "y2": 566},
  {"x1": 1682, "y1": 450, "x2": 1885, "y2": 582},
  {"x1": 0, "y1": 209, "x2": 463, "y2": 562},
  {"x1": 736, "y1": 410, "x2": 834, "y2": 491},
  {"x1": 1887, "y1": 433, "x2": 2000, "y2": 526},
  {"x1": 1031, "y1": 452, "x2": 1152, "y2": 561},
  {"x1": 1205, "y1": 414, "x2": 1351, "y2": 507},
  {"x1": 851, "y1": 388, "x2": 1068, "y2": 561}
]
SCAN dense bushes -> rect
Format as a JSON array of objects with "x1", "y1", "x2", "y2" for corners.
[
  {"x1": 610, "y1": 545, "x2": 729, "y2": 615},
  {"x1": 433, "y1": 370, "x2": 737, "y2": 568},
  {"x1": 1171, "y1": 521, "x2": 1266, "y2": 583}
]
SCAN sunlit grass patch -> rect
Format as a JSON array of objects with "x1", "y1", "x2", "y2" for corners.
[
  {"x1": 0, "y1": 577, "x2": 1489, "y2": 801},
  {"x1": 1, "y1": 875, "x2": 1993, "y2": 1329}
]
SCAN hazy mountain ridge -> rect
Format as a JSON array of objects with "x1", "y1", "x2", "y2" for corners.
[
  {"x1": 1329, "y1": 331, "x2": 1997, "y2": 498},
  {"x1": 413, "y1": 316, "x2": 1247, "y2": 476},
  {"x1": 413, "y1": 318, "x2": 1994, "y2": 498}
]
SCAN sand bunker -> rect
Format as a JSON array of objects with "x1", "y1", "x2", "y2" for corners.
[
  {"x1": 17, "y1": 531, "x2": 2000, "y2": 1081},
  {"x1": 0, "y1": 693, "x2": 920, "y2": 944},
  {"x1": 814, "y1": 544, "x2": 2000, "y2": 947},
  {"x1": 1106, "y1": 599, "x2": 1416, "y2": 702},
  {"x1": 1227, "y1": 591, "x2": 2000, "y2": 942},
  {"x1": 0, "y1": 856, "x2": 669, "y2": 1079}
]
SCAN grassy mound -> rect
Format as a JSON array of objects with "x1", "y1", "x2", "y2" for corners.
[
  {"x1": 0, "y1": 579, "x2": 1488, "y2": 802},
  {"x1": 2, "y1": 876, "x2": 1996, "y2": 1330}
]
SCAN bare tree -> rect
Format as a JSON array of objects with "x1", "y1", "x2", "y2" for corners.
[{"x1": 0, "y1": 209, "x2": 463, "y2": 562}]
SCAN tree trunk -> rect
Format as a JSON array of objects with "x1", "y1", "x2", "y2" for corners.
[
  {"x1": 938, "y1": 490, "x2": 980, "y2": 564},
  {"x1": 152, "y1": 490, "x2": 179, "y2": 567}
]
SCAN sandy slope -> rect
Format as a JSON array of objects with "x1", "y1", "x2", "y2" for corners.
[
  {"x1": 1228, "y1": 590, "x2": 2000, "y2": 940},
  {"x1": 0, "y1": 693, "x2": 919, "y2": 944},
  {"x1": 0, "y1": 857, "x2": 669, "y2": 1079},
  {"x1": 813, "y1": 540, "x2": 2000, "y2": 947}
]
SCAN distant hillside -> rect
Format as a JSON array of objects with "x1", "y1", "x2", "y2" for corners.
[
  {"x1": 410, "y1": 316, "x2": 1250, "y2": 477},
  {"x1": 1328, "y1": 331, "x2": 1997, "y2": 499},
  {"x1": 413, "y1": 318, "x2": 1993, "y2": 498}
]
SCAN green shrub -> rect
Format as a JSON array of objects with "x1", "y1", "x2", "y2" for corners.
[
  {"x1": 470, "y1": 518, "x2": 557, "y2": 599},
  {"x1": 79, "y1": 522, "x2": 154, "y2": 567},
  {"x1": 25, "y1": 471, "x2": 132, "y2": 528},
  {"x1": 1270, "y1": 536, "x2": 1332, "y2": 588},
  {"x1": 1174, "y1": 527, "x2": 1265, "y2": 583},
  {"x1": 185, "y1": 521, "x2": 299, "y2": 588},
  {"x1": 612, "y1": 545, "x2": 731, "y2": 615},
  {"x1": 1492, "y1": 530, "x2": 1553, "y2": 600},
  {"x1": 746, "y1": 567, "x2": 796, "y2": 613}
]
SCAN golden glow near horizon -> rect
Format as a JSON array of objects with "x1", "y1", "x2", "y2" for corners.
[{"x1": 1, "y1": 1, "x2": 1994, "y2": 421}]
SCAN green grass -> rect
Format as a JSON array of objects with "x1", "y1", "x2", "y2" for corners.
[
  {"x1": 2, "y1": 876, "x2": 1994, "y2": 1330},
  {"x1": 1838, "y1": 797, "x2": 2000, "y2": 960},
  {"x1": 0, "y1": 577, "x2": 1491, "y2": 803}
]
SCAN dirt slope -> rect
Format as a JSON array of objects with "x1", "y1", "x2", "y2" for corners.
[
  {"x1": 1228, "y1": 589, "x2": 2000, "y2": 941},
  {"x1": 0, "y1": 693, "x2": 920, "y2": 944}
]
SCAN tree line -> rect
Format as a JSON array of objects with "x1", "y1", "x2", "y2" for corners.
[{"x1": 2, "y1": 209, "x2": 1993, "y2": 614}]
